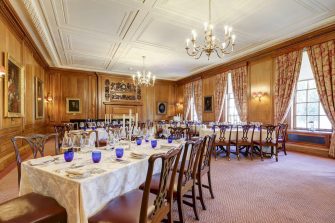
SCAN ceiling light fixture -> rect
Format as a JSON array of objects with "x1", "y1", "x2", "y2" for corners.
[
  {"x1": 185, "y1": 0, "x2": 236, "y2": 60},
  {"x1": 132, "y1": 56, "x2": 155, "y2": 87}
]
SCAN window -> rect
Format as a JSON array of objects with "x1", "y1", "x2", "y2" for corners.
[
  {"x1": 226, "y1": 73, "x2": 240, "y2": 123},
  {"x1": 293, "y1": 51, "x2": 332, "y2": 130}
]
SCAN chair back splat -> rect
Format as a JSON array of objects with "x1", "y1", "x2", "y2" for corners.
[
  {"x1": 11, "y1": 133, "x2": 59, "y2": 186},
  {"x1": 140, "y1": 148, "x2": 182, "y2": 223}
]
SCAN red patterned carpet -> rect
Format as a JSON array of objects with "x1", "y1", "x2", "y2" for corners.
[{"x1": 1, "y1": 144, "x2": 335, "y2": 223}]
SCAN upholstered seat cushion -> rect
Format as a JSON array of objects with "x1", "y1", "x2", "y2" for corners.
[
  {"x1": 0, "y1": 193, "x2": 67, "y2": 223},
  {"x1": 88, "y1": 189, "x2": 156, "y2": 223}
]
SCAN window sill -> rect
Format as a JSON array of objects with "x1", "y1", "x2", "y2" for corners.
[{"x1": 288, "y1": 129, "x2": 332, "y2": 135}]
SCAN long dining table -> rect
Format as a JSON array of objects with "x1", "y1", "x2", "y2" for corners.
[{"x1": 19, "y1": 139, "x2": 183, "y2": 223}]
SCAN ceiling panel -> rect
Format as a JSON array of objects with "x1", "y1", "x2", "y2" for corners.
[{"x1": 10, "y1": 0, "x2": 335, "y2": 80}]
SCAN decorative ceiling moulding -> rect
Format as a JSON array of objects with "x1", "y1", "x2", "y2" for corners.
[
  {"x1": 22, "y1": 0, "x2": 60, "y2": 66},
  {"x1": 0, "y1": 0, "x2": 48, "y2": 68},
  {"x1": 177, "y1": 22, "x2": 335, "y2": 85}
]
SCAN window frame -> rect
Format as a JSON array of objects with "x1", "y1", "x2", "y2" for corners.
[{"x1": 293, "y1": 78, "x2": 331, "y2": 131}]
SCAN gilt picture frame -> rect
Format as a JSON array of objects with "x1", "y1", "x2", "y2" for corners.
[
  {"x1": 157, "y1": 102, "x2": 167, "y2": 115},
  {"x1": 35, "y1": 76, "x2": 44, "y2": 119},
  {"x1": 4, "y1": 53, "x2": 25, "y2": 117},
  {"x1": 66, "y1": 98, "x2": 81, "y2": 114},
  {"x1": 204, "y1": 95, "x2": 213, "y2": 112}
]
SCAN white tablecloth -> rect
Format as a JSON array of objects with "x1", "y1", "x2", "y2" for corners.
[
  {"x1": 199, "y1": 128, "x2": 276, "y2": 143},
  {"x1": 20, "y1": 139, "x2": 183, "y2": 223}
]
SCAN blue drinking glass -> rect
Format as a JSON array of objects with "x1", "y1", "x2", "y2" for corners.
[
  {"x1": 64, "y1": 149, "x2": 74, "y2": 162},
  {"x1": 92, "y1": 151, "x2": 101, "y2": 163},
  {"x1": 115, "y1": 148, "x2": 124, "y2": 159},
  {"x1": 83, "y1": 127, "x2": 87, "y2": 131},
  {"x1": 136, "y1": 137, "x2": 142, "y2": 146},
  {"x1": 167, "y1": 136, "x2": 173, "y2": 144},
  {"x1": 151, "y1": 140, "x2": 157, "y2": 148}
]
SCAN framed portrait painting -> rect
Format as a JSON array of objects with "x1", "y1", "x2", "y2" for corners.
[
  {"x1": 204, "y1": 96, "x2": 213, "y2": 112},
  {"x1": 157, "y1": 102, "x2": 167, "y2": 115},
  {"x1": 35, "y1": 76, "x2": 44, "y2": 119},
  {"x1": 4, "y1": 53, "x2": 25, "y2": 117},
  {"x1": 66, "y1": 98, "x2": 81, "y2": 114}
]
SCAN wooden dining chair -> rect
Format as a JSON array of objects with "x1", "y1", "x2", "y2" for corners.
[
  {"x1": 253, "y1": 124, "x2": 278, "y2": 161},
  {"x1": 255, "y1": 124, "x2": 278, "y2": 161},
  {"x1": 213, "y1": 124, "x2": 232, "y2": 160},
  {"x1": 277, "y1": 123, "x2": 288, "y2": 155},
  {"x1": 168, "y1": 127, "x2": 190, "y2": 140},
  {"x1": 139, "y1": 139, "x2": 204, "y2": 223},
  {"x1": 88, "y1": 148, "x2": 182, "y2": 223},
  {"x1": 230, "y1": 124, "x2": 255, "y2": 160},
  {"x1": 11, "y1": 133, "x2": 60, "y2": 186},
  {"x1": 196, "y1": 134, "x2": 216, "y2": 210},
  {"x1": 54, "y1": 124, "x2": 66, "y2": 148}
]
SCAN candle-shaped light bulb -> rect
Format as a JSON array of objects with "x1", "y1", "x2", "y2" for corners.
[
  {"x1": 222, "y1": 42, "x2": 226, "y2": 49},
  {"x1": 153, "y1": 76, "x2": 156, "y2": 84},
  {"x1": 132, "y1": 74, "x2": 135, "y2": 80},
  {"x1": 148, "y1": 72, "x2": 151, "y2": 78},
  {"x1": 191, "y1": 30, "x2": 197, "y2": 40},
  {"x1": 209, "y1": 24, "x2": 214, "y2": 31},
  {"x1": 212, "y1": 36, "x2": 216, "y2": 41},
  {"x1": 224, "y1": 25, "x2": 228, "y2": 35},
  {"x1": 186, "y1": 38, "x2": 190, "y2": 47},
  {"x1": 232, "y1": 34, "x2": 236, "y2": 44},
  {"x1": 228, "y1": 27, "x2": 232, "y2": 36},
  {"x1": 204, "y1": 22, "x2": 208, "y2": 31}
]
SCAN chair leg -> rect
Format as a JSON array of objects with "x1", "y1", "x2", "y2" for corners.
[
  {"x1": 283, "y1": 143, "x2": 287, "y2": 155},
  {"x1": 236, "y1": 145, "x2": 240, "y2": 160},
  {"x1": 191, "y1": 185, "x2": 199, "y2": 220},
  {"x1": 260, "y1": 145, "x2": 264, "y2": 161},
  {"x1": 271, "y1": 146, "x2": 274, "y2": 158},
  {"x1": 207, "y1": 171, "x2": 215, "y2": 199},
  {"x1": 275, "y1": 146, "x2": 278, "y2": 162},
  {"x1": 250, "y1": 146, "x2": 253, "y2": 160},
  {"x1": 197, "y1": 176, "x2": 206, "y2": 210},
  {"x1": 215, "y1": 146, "x2": 218, "y2": 160},
  {"x1": 167, "y1": 205, "x2": 173, "y2": 223},
  {"x1": 177, "y1": 193, "x2": 185, "y2": 223},
  {"x1": 227, "y1": 145, "x2": 231, "y2": 161}
]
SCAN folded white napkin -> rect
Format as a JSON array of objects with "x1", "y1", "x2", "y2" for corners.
[
  {"x1": 130, "y1": 152, "x2": 146, "y2": 159},
  {"x1": 29, "y1": 156, "x2": 54, "y2": 166},
  {"x1": 65, "y1": 169, "x2": 89, "y2": 177}
]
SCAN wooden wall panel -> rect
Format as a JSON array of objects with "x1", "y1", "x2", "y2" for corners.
[
  {"x1": 48, "y1": 72, "x2": 177, "y2": 123},
  {"x1": 0, "y1": 17, "x2": 49, "y2": 172},
  {"x1": 248, "y1": 56, "x2": 274, "y2": 124},
  {"x1": 202, "y1": 76, "x2": 216, "y2": 122}
]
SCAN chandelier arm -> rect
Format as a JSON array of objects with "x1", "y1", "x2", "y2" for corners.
[
  {"x1": 194, "y1": 50, "x2": 204, "y2": 60},
  {"x1": 214, "y1": 48, "x2": 222, "y2": 59}
]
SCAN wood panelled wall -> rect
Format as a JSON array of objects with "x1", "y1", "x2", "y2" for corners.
[
  {"x1": 0, "y1": 14, "x2": 49, "y2": 171},
  {"x1": 47, "y1": 70, "x2": 177, "y2": 124}
]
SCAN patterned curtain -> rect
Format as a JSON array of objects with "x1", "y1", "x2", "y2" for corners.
[
  {"x1": 231, "y1": 66, "x2": 249, "y2": 122},
  {"x1": 193, "y1": 79, "x2": 203, "y2": 122},
  {"x1": 215, "y1": 72, "x2": 228, "y2": 122},
  {"x1": 183, "y1": 82, "x2": 193, "y2": 120},
  {"x1": 307, "y1": 40, "x2": 335, "y2": 158},
  {"x1": 274, "y1": 50, "x2": 303, "y2": 124}
]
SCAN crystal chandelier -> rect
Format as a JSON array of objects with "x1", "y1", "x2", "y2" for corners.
[
  {"x1": 132, "y1": 56, "x2": 155, "y2": 87},
  {"x1": 185, "y1": 0, "x2": 236, "y2": 60}
]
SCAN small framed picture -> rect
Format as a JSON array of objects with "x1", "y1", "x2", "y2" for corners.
[
  {"x1": 35, "y1": 76, "x2": 44, "y2": 119},
  {"x1": 157, "y1": 102, "x2": 167, "y2": 115},
  {"x1": 66, "y1": 98, "x2": 81, "y2": 114},
  {"x1": 204, "y1": 96, "x2": 213, "y2": 112}
]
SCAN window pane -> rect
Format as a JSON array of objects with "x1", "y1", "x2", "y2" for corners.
[
  {"x1": 297, "y1": 81, "x2": 307, "y2": 90},
  {"x1": 307, "y1": 103, "x2": 318, "y2": 115},
  {"x1": 320, "y1": 103, "x2": 326, "y2": 116},
  {"x1": 308, "y1": 80, "x2": 316, "y2": 89},
  {"x1": 320, "y1": 116, "x2": 332, "y2": 130},
  {"x1": 296, "y1": 103, "x2": 306, "y2": 115},
  {"x1": 307, "y1": 89, "x2": 319, "y2": 102},
  {"x1": 307, "y1": 116, "x2": 319, "y2": 129},
  {"x1": 296, "y1": 116, "x2": 306, "y2": 128},
  {"x1": 296, "y1": 91, "x2": 306, "y2": 103}
]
